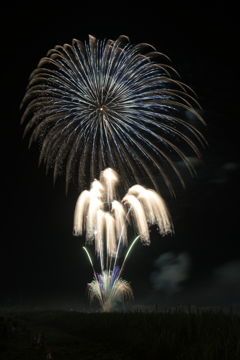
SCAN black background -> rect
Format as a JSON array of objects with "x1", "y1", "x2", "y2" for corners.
[{"x1": 1, "y1": 0, "x2": 239, "y2": 311}]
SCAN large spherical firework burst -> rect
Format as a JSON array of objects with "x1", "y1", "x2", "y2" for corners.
[{"x1": 21, "y1": 35, "x2": 205, "y2": 193}]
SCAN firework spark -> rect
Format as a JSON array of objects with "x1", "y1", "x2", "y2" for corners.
[{"x1": 21, "y1": 35, "x2": 206, "y2": 194}]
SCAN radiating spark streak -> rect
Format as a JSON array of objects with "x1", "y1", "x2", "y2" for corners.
[
  {"x1": 105, "y1": 212, "x2": 116, "y2": 258},
  {"x1": 113, "y1": 206, "x2": 132, "y2": 270},
  {"x1": 73, "y1": 190, "x2": 90, "y2": 236},
  {"x1": 100, "y1": 167, "x2": 119, "y2": 206},
  {"x1": 83, "y1": 247, "x2": 96, "y2": 275},
  {"x1": 111, "y1": 200, "x2": 127, "y2": 246},
  {"x1": 122, "y1": 194, "x2": 150, "y2": 243},
  {"x1": 118, "y1": 235, "x2": 140, "y2": 278}
]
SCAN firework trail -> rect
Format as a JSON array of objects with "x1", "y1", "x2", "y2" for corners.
[
  {"x1": 75, "y1": 168, "x2": 173, "y2": 311},
  {"x1": 21, "y1": 35, "x2": 206, "y2": 194}
]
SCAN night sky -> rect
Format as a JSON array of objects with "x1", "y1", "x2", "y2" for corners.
[{"x1": 1, "y1": 1, "x2": 239, "y2": 311}]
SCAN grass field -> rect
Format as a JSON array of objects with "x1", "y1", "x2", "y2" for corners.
[{"x1": 1, "y1": 307, "x2": 240, "y2": 360}]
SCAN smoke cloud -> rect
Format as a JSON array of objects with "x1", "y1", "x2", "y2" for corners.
[{"x1": 151, "y1": 252, "x2": 190, "y2": 294}]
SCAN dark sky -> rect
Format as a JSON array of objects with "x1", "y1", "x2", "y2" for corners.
[{"x1": 1, "y1": 1, "x2": 239, "y2": 311}]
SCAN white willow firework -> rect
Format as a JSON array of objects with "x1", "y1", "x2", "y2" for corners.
[
  {"x1": 21, "y1": 35, "x2": 206, "y2": 193},
  {"x1": 74, "y1": 169, "x2": 173, "y2": 262}
]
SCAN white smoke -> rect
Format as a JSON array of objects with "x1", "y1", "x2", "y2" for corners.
[{"x1": 151, "y1": 252, "x2": 190, "y2": 293}]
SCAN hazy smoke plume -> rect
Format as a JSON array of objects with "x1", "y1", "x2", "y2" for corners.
[{"x1": 151, "y1": 252, "x2": 190, "y2": 293}]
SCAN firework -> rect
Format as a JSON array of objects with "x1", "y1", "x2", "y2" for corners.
[
  {"x1": 74, "y1": 169, "x2": 173, "y2": 260},
  {"x1": 21, "y1": 35, "x2": 206, "y2": 193},
  {"x1": 84, "y1": 237, "x2": 139, "y2": 312},
  {"x1": 85, "y1": 261, "x2": 134, "y2": 312},
  {"x1": 76, "y1": 169, "x2": 172, "y2": 311}
]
